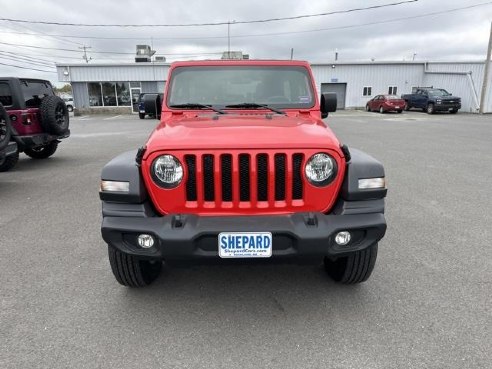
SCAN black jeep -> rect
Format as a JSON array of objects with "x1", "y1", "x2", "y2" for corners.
[{"x1": 0, "y1": 78, "x2": 70, "y2": 172}]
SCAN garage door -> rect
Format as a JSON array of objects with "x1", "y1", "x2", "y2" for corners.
[{"x1": 321, "y1": 83, "x2": 347, "y2": 110}]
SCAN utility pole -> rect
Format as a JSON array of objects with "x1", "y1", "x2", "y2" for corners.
[
  {"x1": 227, "y1": 20, "x2": 235, "y2": 58},
  {"x1": 479, "y1": 22, "x2": 492, "y2": 114},
  {"x1": 290, "y1": 48, "x2": 294, "y2": 60},
  {"x1": 79, "y1": 45, "x2": 92, "y2": 63},
  {"x1": 227, "y1": 21, "x2": 231, "y2": 58}
]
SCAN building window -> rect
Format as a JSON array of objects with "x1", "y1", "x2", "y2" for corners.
[
  {"x1": 363, "y1": 86, "x2": 372, "y2": 96},
  {"x1": 88, "y1": 82, "x2": 103, "y2": 106},
  {"x1": 102, "y1": 82, "x2": 117, "y2": 106},
  {"x1": 388, "y1": 86, "x2": 397, "y2": 95},
  {"x1": 88, "y1": 82, "x2": 131, "y2": 107},
  {"x1": 116, "y1": 82, "x2": 131, "y2": 106}
]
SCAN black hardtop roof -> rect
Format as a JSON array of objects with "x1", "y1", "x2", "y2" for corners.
[{"x1": 0, "y1": 77, "x2": 52, "y2": 84}]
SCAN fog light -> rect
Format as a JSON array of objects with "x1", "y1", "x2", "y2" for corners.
[
  {"x1": 335, "y1": 231, "x2": 351, "y2": 246},
  {"x1": 137, "y1": 234, "x2": 154, "y2": 248}
]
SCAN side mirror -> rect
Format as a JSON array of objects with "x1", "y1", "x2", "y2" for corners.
[
  {"x1": 320, "y1": 93, "x2": 337, "y2": 118},
  {"x1": 143, "y1": 93, "x2": 162, "y2": 119}
]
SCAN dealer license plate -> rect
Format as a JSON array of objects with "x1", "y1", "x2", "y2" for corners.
[{"x1": 218, "y1": 232, "x2": 272, "y2": 258}]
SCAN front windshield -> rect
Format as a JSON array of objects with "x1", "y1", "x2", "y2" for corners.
[
  {"x1": 167, "y1": 66, "x2": 315, "y2": 109},
  {"x1": 428, "y1": 89, "x2": 451, "y2": 97}
]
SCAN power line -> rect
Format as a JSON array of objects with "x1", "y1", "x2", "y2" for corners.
[
  {"x1": 227, "y1": 1, "x2": 492, "y2": 39},
  {"x1": 0, "y1": 61, "x2": 56, "y2": 73},
  {"x1": 0, "y1": 42, "x2": 225, "y2": 56},
  {"x1": 1, "y1": 1, "x2": 487, "y2": 64},
  {"x1": 0, "y1": 41, "x2": 87, "y2": 53},
  {"x1": 2, "y1": 20, "x2": 84, "y2": 47},
  {"x1": 0, "y1": 1, "x2": 418, "y2": 27},
  {"x1": 0, "y1": 50, "x2": 56, "y2": 64},
  {"x1": 0, "y1": 1, "x2": 489, "y2": 41},
  {"x1": 0, "y1": 53, "x2": 55, "y2": 68}
]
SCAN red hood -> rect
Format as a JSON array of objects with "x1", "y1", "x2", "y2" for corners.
[{"x1": 144, "y1": 113, "x2": 341, "y2": 156}]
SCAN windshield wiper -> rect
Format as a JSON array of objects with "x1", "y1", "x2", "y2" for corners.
[
  {"x1": 225, "y1": 103, "x2": 286, "y2": 115},
  {"x1": 169, "y1": 103, "x2": 226, "y2": 114}
]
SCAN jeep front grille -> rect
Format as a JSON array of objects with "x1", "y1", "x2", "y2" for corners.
[{"x1": 184, "y1": 152, "x2": 305, "y2": 208}]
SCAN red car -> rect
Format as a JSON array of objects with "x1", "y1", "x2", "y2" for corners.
[
  {"x1": 366, "y1": 94, "x2": 405, "y2": 113},
  {"x1": 99, "y1": 60, "x2": 387, "y2": 287}
]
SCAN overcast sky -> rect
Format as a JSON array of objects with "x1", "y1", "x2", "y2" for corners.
[{"x1": 0, "y1": 0, "x2": 491, "y2": 84}]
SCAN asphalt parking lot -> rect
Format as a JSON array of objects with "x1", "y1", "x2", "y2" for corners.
[{"x1": 1, "y1": 110, "x2": 491, "y2": 368}]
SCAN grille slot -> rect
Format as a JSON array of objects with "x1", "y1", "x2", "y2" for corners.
[
  {"x1": 185, "y1": 155, "x2": 197, "y2": 201},
  {"x1": 257, "y1": 154, "x2": 268, "y2": 201},
  {"x1": 221, "y1": 154, "x2": 232, "y2": 201},
  {"x1": 203, "y1": 154, "x2": 215, "y2": 201},
  {"x1": 275, "y1": 154, "x2": 286, "y2": 201},
  {"x1": 292, "y1": 154, "x2": 303, "y2": 200},
  {"x1": 239, "y1": 154, "x2": 250, "y2": 201}
]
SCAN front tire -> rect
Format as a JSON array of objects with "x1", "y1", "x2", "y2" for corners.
[
  {"x1": 426, "y1": 103, "x2": 435, "y2": 114},
  {"x1": 324, "y1": 243, "x2": 378, "y2": 284},
  {"x1": 24, "y1": 141, "x2": 58, "y2": 159},
  {"x1": 379, "y1": 106, "x2": 385, "y2": 114},
  {"x1": 404, "y1": 102, "x2": 410, "y2": 111},
  {"x1": 138, "y1": 113, "x2": 145, "y2": 119},
  {"x1": 108, "y1": 245, "x2": 162, "y2": 287},
  {"x1": 0, "y1": 150, "x2": 19, "y2": 172},
  {"x1": 365, "y1": 105, "x2": 370, "y2": 112}
]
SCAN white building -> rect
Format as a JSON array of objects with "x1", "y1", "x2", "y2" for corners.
[{"x1": 56, "y1": 60, "x2": 492, "y2": 114}]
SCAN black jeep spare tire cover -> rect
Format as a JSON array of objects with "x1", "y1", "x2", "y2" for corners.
[
  {"x1": 40, "y1": 96, "x2": 69, "y2": 135},
  {"x1": 0, "y1": 103, "x2": 12, "y2": 151}
]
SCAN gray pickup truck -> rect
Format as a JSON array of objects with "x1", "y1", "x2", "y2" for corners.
[{"x1": 402, "y1": 88, "x2": 461, "y2": 114}]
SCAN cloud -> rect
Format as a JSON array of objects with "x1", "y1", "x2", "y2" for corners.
[{"x1": 0, "y1": 0, "x2": 490, "y2": 82}]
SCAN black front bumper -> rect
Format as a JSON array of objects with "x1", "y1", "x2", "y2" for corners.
[
  {"x1": 434, "y1": 103, "x2": 461, "y2": 111},
  {"x1": 101, "y1": 202, "x2": 386, "y2": 262}
]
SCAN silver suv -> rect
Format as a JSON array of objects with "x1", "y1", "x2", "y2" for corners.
[{"x1": 63, "y1": 97, "x2": 74, "y2": 112}]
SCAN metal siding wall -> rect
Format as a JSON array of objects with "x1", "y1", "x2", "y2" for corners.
[
  {"x1": 311, "y1": 64, "x2": 424, "y2": 109},
  {"x1": 64, "y1": 64, "x2": 170, "y2": 82},
  {"x1": 422, "y1": 62, "x2": 486, "y2": 113},
  {"x1": 58, "y1": 62, "x2": 492, "y2": 113},
  {"x1": 71, "y1": 82, "x2": 89, "y2": 109},
  {"x1": 423, "y1": 74, "x2": 476, "y2": 112},
  {"x1": 140, "y1": 81, "x2": 158, "y2": 93}
]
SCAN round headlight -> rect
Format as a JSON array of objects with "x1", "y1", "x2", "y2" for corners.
[
  {"x1": 151, "y1": 155, "x2": 183, "y2": 188},
  {"x1": 305, "y1": 153, "x2": 337, "y2": 186}
]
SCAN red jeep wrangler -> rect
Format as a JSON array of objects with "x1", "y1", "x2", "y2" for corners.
[
  {"x1": 0, "y1": 78, "x2": 70, "y2": 172},
  {"x1": 100, "y1": 60, "x2": 387, "y2": 287}
]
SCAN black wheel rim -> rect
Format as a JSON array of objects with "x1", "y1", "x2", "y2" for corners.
[
  {"x1": 55, "y1": 105, "x2": 66, "y2": 126},
  {"x1": 31, "y1": 146, "x2": 45, "y2": 153}
]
